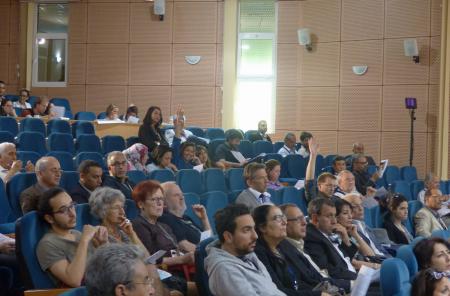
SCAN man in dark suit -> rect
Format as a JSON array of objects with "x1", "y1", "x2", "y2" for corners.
[
  {"x1": 70, "y1": 160, "x2": 103, "y2": 204},
  {"x1": 304, "y1": 198, "x2": 358, "y2": 281}
]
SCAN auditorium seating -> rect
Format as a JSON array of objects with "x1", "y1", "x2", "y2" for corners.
[
  {"x1": 74, "y1": 111, "x2": 96, "y2": 121},
  {"x1": 186, "y1": 126, "x2": 205, "y2": 138},
  {"x1": 0, "y1": 131, "x2": 14, "y2": 143},
  {"x1": 17, "y1": 131, "x2": 47, "y2": 156},
  {"x1": 205, "y1": 128, "x2": 225, "y2": 140},
  {"x1": 396, "y1": 244, "x2": 418, "y2": 280},
  {"x1": 391, "y1": 180, "x2": 412, "y2": 201},
  {"x1": 76, "y1": 134, "x2": 102, "y2": 154},
  {"x1": 47, "y1": 119, "x2": 71, "y2": 135},
  {"x1": 202, "y1": 168, "x2": 227, "y2": 192},
  {"x1": 200, "y1": 191, "x2": 228, "y2": 231},
  {"x1": 195, "y1": 236, "x2": 216, "y2": 296},
  {"x1": 102, "y1": 135, "x2": 126, "y2": 155},
  {"x1": 281, "y1": 187, "x2": 307, "y2": 214},
  {"x1": 184, "y1": 192, "x2": 202, "y2": 226},
  {"x1": 238, "y1": 140, "x2": 254, "y2": 158},
  {"x1": 48, "y1": 133, "x2": 76, "y2": 155},
  {"x1": 17, "y1": 151, "x2": 41, "y2": 165},
  {"x1": 380, "y1": 258, "x2": 411, "y2": 296},
  {"x1": 149, "y1": 169, "x2": 175, "y2": 183},
  {"x1": 19, "y1": 117, "x2": 46, "y2": 136},
  {"x1": 46, "y1": 151, "x2": 75, "y2": 171},
  {"x1": 177, "y1": 169, "x2": 203, "y2": 195},
  {"x1": 383, "y1": 165, "x2": 402, "y2": 186}
]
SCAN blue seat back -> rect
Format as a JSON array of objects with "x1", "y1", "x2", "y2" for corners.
[
  {"x1": 383, "y1": 165, "x2": 401, "y2": 186},
  {"x1": 380, "y1": 258, "x2": 412, "y2": 296},
  {"x1": 74, "y1": 112, "x2": 96, "y2": 121},
  {"x1": 46, "y1": 151, "x2": 75, "y2": 171},
  {"x1": 102, "y1": 135, "x2": 126, "y2": 155},
  {"x1": 283, "y1": 155, "x2": 306, "y2": 179},
  {"x1": 253, "y1": 140, "x2": 273, "y2": 155},
  {"x1": 401, "y1": 166, "x2": 418, "y2": 182},
  {"x1": 97, "y1": 112, "x2": 107, "y2": 119},
  {"x1": 5, "y1": 94, "x2": 19, "y2": 101},
  {"x1": 186, "y1": 126, "x2": 205, "y2": 138},
  {"x1": 273, "y1": 141, "x2": 284, "y2": 153},
  {"x1": 73, "y1": 121, "x2": 95, "y2": 138},
  {"x1": 7, "y1": 172, "x2": 37, "y2": 219},
  {"x1": 267, "y1": 187, "x2": 284, "y2": 205},
  {"x1": 16, "y1": 211, "x2": 55, "y2": 289},
  {"x1": 202, "y1": 168, "x2": 227, "y2": 192},
  {"x1": 50, "y1": 98, "x2": 71, "y2": 111},
  {"x1": 281, "y1": 187, "x2": 307, "y2": 214},
  {"x1": 225, "y1": 168, "x2": 245, "y2": 191},
  {"x1": 177, "y1": 169, "x2": 202, "y2": 195},
  {"x1": 74, "y1": 152, "x2": 106, "y2": 170},
  {"x1": 17, "y1": 132, "x2": 47, "y2": 155},
  {"x1": 200, "y1": 191, "x2": 228, "y2": 232},
  {"x1": 76, "y1": 134, "x2": 102, "y2": 154},
  {"x1": 195, "y1": 236, "x2": 216, "y2": 296},
  {"x1": 0, "y1": 131, "x2": 14, "y2": 144},
  {"x1": 205, "y1": 128, "x2": 225, "y2": 140},
  {"x1": 60, "y1": 171, "x2": 79, "y2": 193},
  {"x1": 431, "y1": 229, "x2": 450, "y2": 240},
  {"x1": 149, "y1": 169, "x2": 175, "y2": 183},
  {"x1": 126, "y1": 136, "x2": 140, "y2": 148},
  {"x1": 408, "y1": 200, "x2": 423, "y2": 235},
  {"x1": 19, "y1": 118, "x2": 46, "y2": 136},
  {"x1": 17, "y1": 151, "x2": 41, "y2": 165},
  {"x1": 324, "y1": 154, "x2": 337, "y2": 167},
  {"x1": 396, "y1": 245, "x2": 418, "y2": 279},
  {"x1": 0, "y1": 178, "x2": 13, "y2": 224},
  {"x1": 227, "y1": 189, "x2": 242, "y2": 203},
  {"x1": 238, "y1": 140, "x2": 254, "y2": 158},
  {"x1": 127, "y1": 170, "x2": 148, "y2": 185},
  {"x1": 208, "y1": 139, "x2": 225, "y2": 161},
  {"x1": 48, "y1": 133, "x2": 75, "y2": 155},
  {"x1": 263, "y1": 153, "x2": 283, "y2": 163},
  {"x1": 184, "y1": 192, "x2": 202, "y2": 227},
  {"x1": 410, "y1": 180, "x2": 424, "y2": 200},
  {"x1": 47, "y1": 119, "x2": 71, "y2": 135},
  {"x1": 392, "y1": 180, "x2": 412, "y2": 201}
]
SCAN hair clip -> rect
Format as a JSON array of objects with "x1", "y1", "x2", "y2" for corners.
[{"x1": 426, "y1": 269, "x2": 450, "y2": 279}]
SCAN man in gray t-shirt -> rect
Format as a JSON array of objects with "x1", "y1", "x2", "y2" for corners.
[{"x1": 36, "y1": 187, "x2": 108, "y2": 287}]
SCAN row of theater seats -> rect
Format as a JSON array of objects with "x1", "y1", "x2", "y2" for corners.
[{"x1": 4, "y1": 96, "x2": 74, "y2": 119}]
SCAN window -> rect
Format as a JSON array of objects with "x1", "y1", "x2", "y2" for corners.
[
  {"x1": 236, "y1": 0, "x2": 276, "y2": 132},
  {"x1": 32, "y1": 3, "x2": 69, "y2": 87}
]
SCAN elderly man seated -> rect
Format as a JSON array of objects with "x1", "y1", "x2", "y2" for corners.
[
  {"x1": 0, "y1": 142, "x2": 34, "y2": 183},
  {"x1": 415, "y1": 189, "x2": 448, "y2": 237},
  {"x1": 20, "y1": 156, "x2": 61, "y2": 213},
  {"x1": 159, "y1": 182, "x2": 211, "y2": 252},
  {"x1": 103, "y1": 151, "x2": 135, "y2": 200}
]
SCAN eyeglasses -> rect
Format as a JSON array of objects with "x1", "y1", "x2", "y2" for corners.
[
  {"x1": 112, "y1": 161, "x2": 127, "y2": 167},
  {"x1": 52, "y1": 202, "x2": 77, "y2": 215},
  {"x1": 426, "y1": 268, "x2": 450, "y2": 280},
  {"x1": 287, "y1": 216, "x2": 306, "y2": 223},
  {"x1": 110, "y1": 204, "x2": 127, "y2": 211},
  {"x1": 146, "y1": 197, "x2": 164, "y2": 204},
  {"x1": 124, "y1": 276, "x2": 154, "y2": 287},
  {"x1": 49, "y1": 168, "x2": 63, "y2": 175},
  {"x1": 271, "y1": 214, "x2": 287, "y2": 223}
]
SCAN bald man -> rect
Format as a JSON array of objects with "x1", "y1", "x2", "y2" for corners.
[
  {"x1": 158, "y1": 182, "x2": 211, "y2": 252},
  {"x1": 20, "y1": 156, "x2": 62, "y2": 213}
]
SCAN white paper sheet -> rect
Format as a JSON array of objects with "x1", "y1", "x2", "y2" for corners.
[
  {"x1": 193, "y1": 164, "x2": 204, "y2": 172},
  {"x1": 157, "y1": 269, "x2": 172, "y2": 280},
  {"x1": 294, "y1": 179, "x2": 305, "y2": 190},
  {"x1": 0, "y1": 233, "x2": 14, "y2": 244},
  {"x1": 231, "y1": 151, "x2": 246, "y2": 164},
  {"x1": 200, "y1": 230, "x2": 212, "y2": 241},
  {"x1": 144, "y1": 250, "x2": 167, "y2": 265},
  {"x1": 378, "y1": 160, "x2": 389, "y2": 178}
]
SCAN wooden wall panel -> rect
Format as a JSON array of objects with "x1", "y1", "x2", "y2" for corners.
[
  {"x1": 309, "y1": 131, "x2": 338, "y2": 156},
  {"x1": 298, "y1": 87, "x2": 339, "y2": 130},
  {"x1": 339, "y1": 86, "x2": 382, "y2": 131},
  {"x1": 217, "y1": 2, "x2": 224, "y2": 43},
  {"x1": 9, "y1": 4, "x2": 18, "y2": 44},
  {"x1": 298, "y1": 0, "x2": 341, "y2": 43},
  {"x1": 277, "y1": 44, "x2": 300, "y2": 87},
  {"x1": 275, "y1": 87, "x2": 300, "y2": 130},
  {"x1": 68, "y1": 44, "x2": 87, "y2": 85},
  {"x1": 341, "y1": 0, "x2": 384, "y2": 41},
  {"x1": 431, "y1": 0, "x2": 442, "y2": 36},
  {"x1": 427, "y1": 132, "x2": 438, "y2": 175},
  {"x1": 383, "y1": 37, "x2": 430, "y2": 85},
  {"x1": 128, "y1": 86, "x2": 171, "y2": 119},
  {"x1": 172, "y1": 44, "x2": 216, "y2": 86},
  {"x1": 129, "y1": 3, "x2": 173, "y2": 44},
  {"x1": 0, "y1": 45, "x2": 8, "y2": 81},
  {"x1": 216, "y1": 44, "x2": 223, "y2": 86},
  {"x1": 8, "y1": 44, "x2": 18, "y2": 84},
  {"x1": 385, "y1": 0, "x2": 430, "y2": 38},
  {"x1": 47, "y1": 85, "x2": 86, "y2": 114},
  {"x1": 382, "y1": 85, "x2": 429, "y2": 132},
  {"x1": 129, "y1": 44, "x2": 172, "y2": 85},
  {"x1": 0, "y1": 5, "x2": 10, "y2": 44},
  {"x1": 278, "y1": 1, "x2": 300, "y2": 44},
  {"x1": 86, "y1": 44, "x2": 129, "y2": 85},
  {"x1": 300, "y1": 42, "x2": 340, "y2": 86},
  {"x1": 337, "y1": 131, "x2": 381, "y2": 162},
  {"x1": 430, "y1": 36, "x2": 441, "y2": 84},
  {"x1": 173, "y1": 2, "x2": 217, "y2": 43},
  {"x1": 214, "y1": 86, "x2": 222, "y2": 128},
  {"x1": 428, "y1": 85, "x2": 439, "y2": 132},
  {"x1": 87, "y1": 3, "x2": 130, "y2": 43},
  {"x1": 69, "y1": 3, "x2": 87, "y2": 43},
  {"x1": 340, "y1": 40, "x2": 383, "y2": 86},
  {"x1": 171, "y1": 86, "x2": 215, "y2": 127},
  {"x1": 86, "y1": 85, "x2": 128, "y2": 114}
]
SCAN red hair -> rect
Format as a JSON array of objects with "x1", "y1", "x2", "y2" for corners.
[{"x1": 132, "y1": 180, "x2": 164, "y2": 204}]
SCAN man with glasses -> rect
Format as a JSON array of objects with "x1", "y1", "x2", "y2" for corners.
[
  {"x1": 415, "y1": 189, "x2": 448, "y2": 237},
  {"x1": 304, "y1": 198, "x2": 358, "y2": 281},
  {"x1": 351, "y1": 154, "x2": 379, "y2": 196},
  {"x1": 85, "y1": 244, "x2": 159, "y2": 296},
  {"x1": 280, "y1": 203, "x2": 351, "y2": 293},
  {"x1": 20, "y1": 156, "x2": 62, "y2": 213},
  {"x1": 304, "y1": 138, "x2": 338, "y2": 202},
  {"x1": 103, "y1": 151, "x2": 135, "y2": 200},
  {"x1": 37, "y1": 187, "x2": 108, "y2": 287},
  {"x1": 236, "y1": 163, "x2": 271, "y2": 211}
]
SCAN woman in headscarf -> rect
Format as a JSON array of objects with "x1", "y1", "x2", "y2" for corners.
[{"x1": 122, "y1": 143, "x2": 149, "y2": 174}]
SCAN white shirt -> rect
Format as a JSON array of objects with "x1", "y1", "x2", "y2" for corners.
[
  {"x1": 0, "y1": 164, "x2": 9, "y2": 183},
  {"x1": 248, "y1": 187, "x2": 272, "y2": 205},
  {"x1": 354, "y1": 220, "x2": 384, "y2": 256},
  {"x1": 286, "y1": 237, "x2": 329, "y2": 277},
  {"x1": 297, "y1": 146, "x2": 309, "y2": 158},
  {"x1": 165, "y1": 129, "x2": 194, "y2": 146},
  {"x1": 277, "y1": 145, "x2": 298, "y2": 157},
  {"x1": 12, "y1": 101, "x2": 31, "y2": 109}
]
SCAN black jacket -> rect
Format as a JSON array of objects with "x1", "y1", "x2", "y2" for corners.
[
  {"x1": 138, "y1": 124, "x2": 168, "y2": 153},
  {"x1": 383, "y1": 214, "x2": 411, "y2": 245},
  {"x1": 69, "y1": 181, "x2": 91, "y2": 204},
  {"x1": 304, "y1": 223, "x2": 358, "y2": 281},
  {"x1": 102, "y1": 175, "x2": 135, "y2": 200}
]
